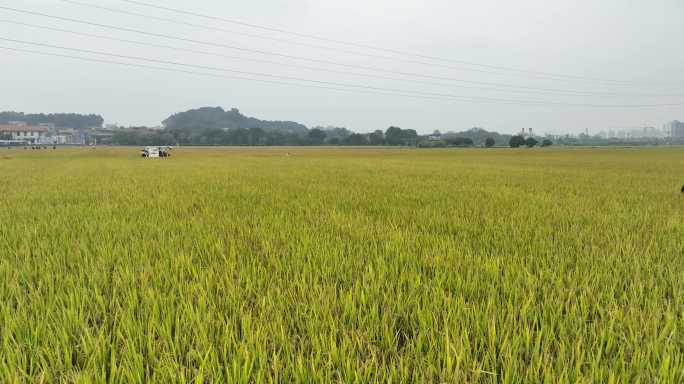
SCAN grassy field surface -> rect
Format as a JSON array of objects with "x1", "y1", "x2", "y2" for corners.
[{"x1": 1, "y1": 147, "x2": 683, "y2": 382}]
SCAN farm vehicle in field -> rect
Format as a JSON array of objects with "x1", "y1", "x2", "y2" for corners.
[{"x1": 141, "y1": 146, "x2": 172, "y2": 158}]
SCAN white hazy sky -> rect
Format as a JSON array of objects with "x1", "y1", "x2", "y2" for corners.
[{"x1": 1, "y1": 0, "x2": 683, "y2": 134}]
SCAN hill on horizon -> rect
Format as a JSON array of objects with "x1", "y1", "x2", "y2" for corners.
[
  {"x1": 162, "y1": 107, "x2": 309, "y2": 135},
  {"x1": 443, "y1": 127, "x2": 512, "y2": 146}
]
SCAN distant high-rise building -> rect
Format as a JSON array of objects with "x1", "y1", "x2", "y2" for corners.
[
  {"x1": 519, "y1": 128, "x2": 534, "y2": 138},
  {"x1": 667, "y1": 121, "x2": 684, "y2": 138}
]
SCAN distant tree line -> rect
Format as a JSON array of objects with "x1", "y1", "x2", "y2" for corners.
[
  {"x1": 108, "y1": 126, "x2": 419, "y2": 147},
  {"x1": 106, "y1": 124, "x2": 507, "y2": 148},
  {"x1": 0, "y1": 111, "x2": 104, "y2": 129},
  {"x1": 0, "y1": 106, "x2": 554, "y2": 148},
  {"x1": 509, "y1": 136, "x2": 553, "y2": 148},
  {"x1": 107, "y1": 108, "x2": 520, "y2": 147},
  {"x1": 106, "y1": 107, "x2": 424, "y2": 146},
  {"x1": 4, "y1": 107, "x2": 678, "y2": 148}
]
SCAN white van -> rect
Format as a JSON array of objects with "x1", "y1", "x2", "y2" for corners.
[
  {"x1": 141, "y1": 146, "x2": 159, "y2": 158},
  {"x1": 141, "y1": 146, "x2": 172, "y2": 158}
]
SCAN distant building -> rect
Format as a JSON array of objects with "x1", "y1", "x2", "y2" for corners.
[
  {"x1": 0, "y1": 124, "x2": 48, "y2": 143},
  {"x1": 519, "y1": 128, "x2": 534, "y2": 138},
  {"x1": 53, "y1": 128, "x2": 82, "y2": 145},
  {"x1": 667, "y1": 121, "x2": 684, "y2": 138}
]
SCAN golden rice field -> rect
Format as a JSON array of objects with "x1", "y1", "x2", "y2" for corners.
[{"x1": 0, "y1": 146, "x2": 683, "y2": 383}]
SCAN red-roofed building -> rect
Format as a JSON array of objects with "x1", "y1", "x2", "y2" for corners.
[{"x1": 0, "y1": 124, "x2": 49, "y2": 143}]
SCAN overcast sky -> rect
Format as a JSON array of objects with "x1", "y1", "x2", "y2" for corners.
[{"x1": 1, "y1": 0, "x2": 683, "y2": 134}]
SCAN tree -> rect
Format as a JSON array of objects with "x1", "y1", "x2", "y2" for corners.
[
  {"x1": 264, "y1": 131, "x2": 286, "y2": 146},
  {"x1": 344, "y1": 133, "x2": 368, "y2": 146},
  {"x1": 322, "y1": 127, "x2": 351, "y2": 143},
  {"x1": 525, "y1": 137, "x2": 539, "y2": 147},
  {"x1": 509, "y1": 135, "x2": 526, "y2": 148},
  {"x1": 385, "y1": 126, "x2": 404, "y2": 145},
  {"x1": 485, "y1": 137, "x2": 495, "y2": 147},
  {"x1": 369, "y1": 130, "x2": 385, "y2": 145},
  {"x1": 541, "y1": 139, "x2": 553, "y2": 147},
  {"x1": 401, "y1": 129, "x2": 418, "y2": 146},
  {"x1": 229, "y1": 128, "x2": 249, "y2": 145},
  {"x1": 248, "y1": 127, "x2": 266, "y2": 146},
  {"x1": 385, "y1": 127, "x2": 418, "y2": 146},
  {"x1": 307, "y1": 128, "x2": 327, "y2": 145},
  {"x1": 445, "y1": 137, "x2": 473, "y2": 147}
]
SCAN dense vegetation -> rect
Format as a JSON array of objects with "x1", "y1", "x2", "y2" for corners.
[
  {"x1": 163, "y1": 107, "x2": 308, "y2": 135},
  {"x1": 0, "y1": 111, "x2": 104, "y2": 129},
  {"x1": 107, "y1": 125, "x2": 497, "y2": 147},
  {"x1": 1, "y1": 147, "x2": 682, "y2": 382},
  {"x1": 6, "y1": 107, "x2": 677, "y2": 147},
  {"x1": 107, "y1": 125, "x2": 503, "y2": 149},
  {"x1": 108, "y1": 107, "x2": 504, "y2": 147}
]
